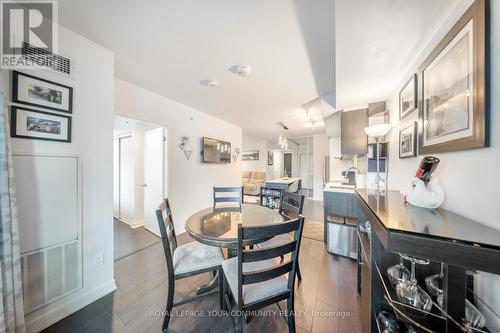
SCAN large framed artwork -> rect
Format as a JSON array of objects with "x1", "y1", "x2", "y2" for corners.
[
  {"x1": 13, "y1": 71, "x2": 73, "y2": 113},
  {"x1": 10, "y1": 106, "x2": 72, "y2": 142},
  {"x1": 418, "y1": 0, "x2": 487, "y2": 154},
  {"x1": 399, "y1": 74, "x2": 417, "y2": 120},
  {"x1": 399, "y1": 122, "x2": 417, "y2": 158},
  {"x1": 241, "y1": 150, "x2": 259, "y2": 161}
]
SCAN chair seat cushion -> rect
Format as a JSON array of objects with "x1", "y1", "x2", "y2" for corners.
[
  {"x1": 173, "y1": 241, "x2": 224, "y2": 276},
  {"x1": 222, "y1": 256, "x2": 288, "y2": 305},
  {"x1": 255, "y1": 234, "x2": 292, "y2": 248}
]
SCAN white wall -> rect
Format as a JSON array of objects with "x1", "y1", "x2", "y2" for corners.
[
  {"x1": 114, "y1": 78, "x2": 242, "y2": 233},
  {"x1": 312, "y1": 133, "x2": 329, "y2": 200},
  {"x1": 4, "y1": 26, "x2": 115, "y2": 332},
  {"x1": 241, "y1": 140, "x2": 273, "y2": 179},
  {"x1": 385, "y1": 0, "x2": 500, "y2": 329}
]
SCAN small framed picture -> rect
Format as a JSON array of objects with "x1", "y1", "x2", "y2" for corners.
[
  {"x1": 12, "y1": 71, "x2": 73, "y2": 113},
  {"x1": 242, "y1": 150, "x2": 259, "y2": 161},
  {"x1": 11, "y1": 106, "x2": 72, "y2": 143},
  {"x1": 267, "y1": 151, "x2": 274, "y2": 165},
  {"x1": 399, "y1": 122, "x2": 417, "y2": 158},
  {"x1": 399, "y1": 74, "x2": 417, "y2": 120}
]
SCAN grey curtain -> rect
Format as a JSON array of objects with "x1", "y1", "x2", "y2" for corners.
[{"x1": 0, "y1": 72, "x2": 25, "y2": 332}]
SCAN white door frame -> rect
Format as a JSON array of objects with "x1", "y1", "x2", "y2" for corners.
[{"x1": 113, "y1": 115, "x2": 170, "y2": 229}]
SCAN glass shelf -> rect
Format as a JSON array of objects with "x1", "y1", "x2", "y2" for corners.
[
  {"x1": 374, "y1": 261, "x2": 500, "y2": 333},
  {"x1": 374, "y1": 261, "x2": 446, "y2": 322}
]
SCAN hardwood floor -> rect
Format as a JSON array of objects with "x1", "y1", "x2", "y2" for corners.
[
  {"x1": 114, "y1": 218, "x2": 161, "y2": 261},
  {"x1": 42, "y1": 203, "x2": 361, "y2": 333},
  {"x1": 42, "y1": 237, "x2": 361, "y2": 332}
]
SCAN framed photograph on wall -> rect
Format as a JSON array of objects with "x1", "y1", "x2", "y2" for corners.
[
  {"x1": 399, "y1": 122, "x2": 417, "y2": 158},
  {"x1": 241, "y1": 150, "x2": 259, "y2": 161},
  {"x1": 12, "y1": 71, "x2": 73, "y2": 113},
  {"x1": 400, "y1": 74, "x2": 417, "y2": 119},
  {"x1": 419, "y1": 0, "x2": 487, "y2": 154},
  {"x1": 267, "y1": 151, "x2": 274, "y2": 165},
  {"x1": 10, "y1": 106, "x2": 72, "y2": 142}
]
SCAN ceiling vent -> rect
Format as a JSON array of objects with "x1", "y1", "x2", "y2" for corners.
[{"x1": 22, "y1": 42, "x2": 74, "y2": 78}]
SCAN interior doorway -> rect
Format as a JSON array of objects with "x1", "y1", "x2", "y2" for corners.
[{"x1": 113, "y1": 116, "x2": 167, "y2": 260}]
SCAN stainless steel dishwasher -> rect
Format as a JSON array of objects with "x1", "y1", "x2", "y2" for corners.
[{"x1": 326, "y1": 216, "x2": 358, "y2": 259}]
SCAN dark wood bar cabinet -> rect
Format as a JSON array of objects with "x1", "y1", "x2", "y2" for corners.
[{"x1": 354, "y1": 189, "x2": 500, "y2": 333}]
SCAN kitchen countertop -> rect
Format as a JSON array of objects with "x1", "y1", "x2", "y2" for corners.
[
  {"x1": 323, "y1": 181, "x2": 356, "y2": 193},
  {"x1": 355, "y1": 189, "x2": 500, "y2": 249},
  {"x1": 266, "y1": 177, "x2": 300, "y2": 185}
]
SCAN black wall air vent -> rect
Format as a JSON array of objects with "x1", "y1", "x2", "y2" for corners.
[{"x1": 22, "y1": 42, "x2": 72, "y2": 76}]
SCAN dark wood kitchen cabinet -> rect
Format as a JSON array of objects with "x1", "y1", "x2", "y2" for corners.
[{"x1": 341, "y1": 109, "x2": 368, "y2": 157}]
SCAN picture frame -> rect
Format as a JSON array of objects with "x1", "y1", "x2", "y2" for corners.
[
  {"x1": 267, "y1": 151, "x2": 274, "y2": 165},
  {"x1": 399, "y1": 122, "x2": 417, "y2": 158},
  {"x1": 10, "y1": 106, "x2": 72, "y2": 142},
  {"x1": 241, "y1": 150, "x2": 259, "y2": 161},
  {"x1": 418, "y1": 0, "x2": 487, "y2": 154},
  {"x1": 12, "y1": 71, "x2": 73, "y2": 113},
  {"x1": 399, "y1": 74, "x2": 417, "y2": 120}
]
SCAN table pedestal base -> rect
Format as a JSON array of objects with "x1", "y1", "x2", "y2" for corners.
[{"x1": 196, "y1": 271, "x2": 219, "y2": 295}]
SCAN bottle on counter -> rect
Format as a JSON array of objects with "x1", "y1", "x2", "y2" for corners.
[{"x1": 415, "y1": 156, "x2": 440, "y2": 184}]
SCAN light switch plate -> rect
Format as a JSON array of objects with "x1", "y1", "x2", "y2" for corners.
[{"x1": 94, "y1": 252, "x2": 104, "y2": 267}]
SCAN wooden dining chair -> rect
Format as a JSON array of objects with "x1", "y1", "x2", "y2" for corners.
[
  {"x1": 257, "y1": 192, "x2": 305, "y2": 280},
  {"x1": 221, "y1": 216, "x2": 305, "y2": 333},
  {"x1": 156, "y1": 198, "x2": 225, "y2": 332},
  {"x1": 213, "y1": 186, "x2": 243, "y2": 208}
]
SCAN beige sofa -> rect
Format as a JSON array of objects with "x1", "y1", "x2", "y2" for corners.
[{"x1": 242, "y1": 171, "x2": 266, "y2": 195}]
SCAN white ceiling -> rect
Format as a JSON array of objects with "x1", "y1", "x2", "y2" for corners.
[
  {"x1": 59, "y1": 0, "x2": 461, "y2": 143},
  {"x1": 334, "y1": 0, "x2": 461, "y2": 109},
  {"x1": 58, "y1": 0, "x2": 335, "y2": 141}
]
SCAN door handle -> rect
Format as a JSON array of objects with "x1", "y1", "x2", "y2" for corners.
[{"x1": 141, "y1": 184, "x2": 148, "y2": 187}]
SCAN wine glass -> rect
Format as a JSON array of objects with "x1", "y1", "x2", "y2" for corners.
[
  {"x1": 395, "y1": 254, "x2": 433, "y2": 312},
  {"x1": 425, "y1": 262, "x2": 444, "y2": 297},
  {"x1": 465, "y1": 299, "x2": 486, "y2": 330},
  {"x1": 387, "y1": 254, "x2": 410, "y2": 285},
  {"x1": 406, "y1": 326, "x2": 423, "y2": 333},
  {"x1": 377, "y1": 311, "x2": 400, "y2": 333}
]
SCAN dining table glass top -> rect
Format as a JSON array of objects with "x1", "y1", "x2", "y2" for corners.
[{"x1": 185, "y1": 204, "x2": 285, "y2": 247}]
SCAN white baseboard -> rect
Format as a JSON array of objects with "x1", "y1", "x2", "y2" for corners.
[
  {"x1": 25, "y1": 279, "x2": 117, "y2": 333},
  {"x1": 130, "y1": 220, "x2": 144, "y2": 229},
  {"x1": 116, "y1": 218, "x2": 144, "y2": 229}
]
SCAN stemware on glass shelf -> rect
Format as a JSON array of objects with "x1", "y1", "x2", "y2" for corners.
[
  {"x1": 378, "y1": 311, "x2": 400, "y2": 333},
  {"x1": 387, "y1": 254, "x2": 411, "y2": 285},
  {"x1": 395, "y1": 254, "x2": 433, "y2": 312},
  {"x1": 424, "y1": 264, "x2": 487, "y2": 330},
  {"x1": 464, "y1": 299, "x2": 486, "y2": 330}
]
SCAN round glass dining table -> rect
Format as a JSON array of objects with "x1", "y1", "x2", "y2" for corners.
[{"x1": 185, "y1": 204, "x2": 285, "y2": 249}]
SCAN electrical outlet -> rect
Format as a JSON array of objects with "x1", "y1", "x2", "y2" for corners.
[{"x1": 94, "y1": 252, "x2": 104, "y2": 267}]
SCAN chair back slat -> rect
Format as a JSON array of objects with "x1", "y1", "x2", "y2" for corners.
[
  {"x1": 215, "y1": 197, "x2": 241, "y2": 203},
  {"x1": 236, "y1": 216, "x2": 305, "y2": 306},
  {"x1": 242, "y1": 240, "x2": 296, "y2": 262},
  {"x1": 213, "y1": 186, "x2": 243, "y2": 208},
  {"x1": 214, "y1": 187, "x2": 242, "y2": 192},
  {"x1": 279, "y1": 192, "x2": 305, "y2": 219},
  {"x1": 240, "y1": 219, "x2": 300, "y2": 239},
  {"x1": 156, "y1": 198, "x2": 177, "y2": 274},
  {"x1": 242, "y1": 261, "x2": 293, "y2": 285}
]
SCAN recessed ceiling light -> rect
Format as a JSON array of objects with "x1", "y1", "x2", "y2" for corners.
[{"x1": 207, "y1": 79, "x2": 219, "y2": 87}]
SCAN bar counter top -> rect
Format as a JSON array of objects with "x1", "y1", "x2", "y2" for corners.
[{"x1": 355, "y1": 189, "x2": 500, "y2": 249}]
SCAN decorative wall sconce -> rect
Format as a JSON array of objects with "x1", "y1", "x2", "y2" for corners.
[
  {"x1": 233, "y1": 147, "x2": 240, "y2": 162},
  {"x1": 179, "y1": 135, "x2": 193, "y2": 160}
]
